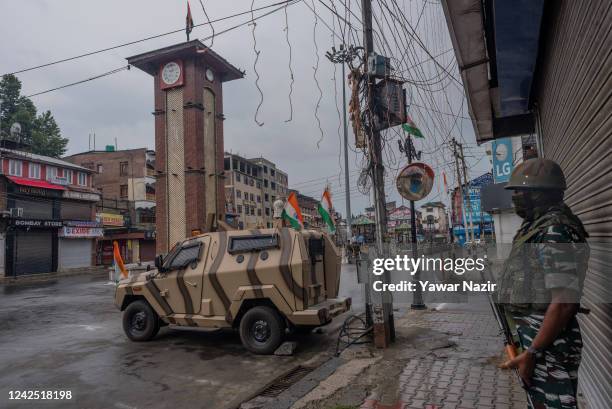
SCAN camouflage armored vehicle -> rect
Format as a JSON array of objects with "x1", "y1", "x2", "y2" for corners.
[{"x1": 115, "y1": 228, "x2": 351, "y2": 354}]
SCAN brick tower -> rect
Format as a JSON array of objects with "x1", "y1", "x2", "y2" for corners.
[{"x1": 127, "y1": 41, "x2": 243, "y2": 253}]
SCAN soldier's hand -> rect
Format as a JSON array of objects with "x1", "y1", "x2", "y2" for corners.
[{"x1": 500, "y1": 351, "x2": 536, "y2": 387}]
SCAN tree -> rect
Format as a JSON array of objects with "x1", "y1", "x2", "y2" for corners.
[{"x1": 0, "y1": 74, "x2": 69, "y2": 157}]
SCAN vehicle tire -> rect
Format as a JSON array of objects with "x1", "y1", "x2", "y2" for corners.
[
  {"x1": 239, "y1": 306, "x2": 285, "y2": 354},
  {"x1": 122, "y1": 300, "x2": 160, "y2": 342}
]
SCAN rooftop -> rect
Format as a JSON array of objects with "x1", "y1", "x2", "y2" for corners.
[{"x1": 1, "y1": 148, "x2": 91, "y2": 172}]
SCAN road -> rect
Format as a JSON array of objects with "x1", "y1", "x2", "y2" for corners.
[{"x1": 0, "y1": 265, "x2": 362, "y2": 409}]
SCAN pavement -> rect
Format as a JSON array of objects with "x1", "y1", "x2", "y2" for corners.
[
  {"x1": 277, "y1": 294, "x2": 531, "y2": 409},
  {"x1": 0, "y1": 267, "x2": 361, "y2": 409}
]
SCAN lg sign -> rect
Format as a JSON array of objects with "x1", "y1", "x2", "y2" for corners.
[{"x1": 492, "y1": 138, "x2": 514, "y2": 183}]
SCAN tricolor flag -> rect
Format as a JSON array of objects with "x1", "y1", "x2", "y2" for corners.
[
  {"x1": 113, "y1": 241, "x2": 128, "y2": 282},
  {"x1": 318, "y1": 187, "x2": 336, "y2": 233},
  {"x1": 282, "y1": 192, "x2": 304, "y2": 230},
  {"x1": 402, "y1": 116, "x2": 424, "y2": 139},
  {"x1": 186, "y1": 1, "x2": 194, "y2": 40}
]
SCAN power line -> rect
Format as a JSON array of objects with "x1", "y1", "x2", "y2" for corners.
[
  {"x1": 23, "y1": 1, "x2": 301, "y2": 99},
  {"x1": 3, "y1": 0, "x2": 294, "y2": 76}
]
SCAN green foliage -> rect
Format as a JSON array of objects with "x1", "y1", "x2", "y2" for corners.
[{"x1": 0, "y1": 74, "x2": 69, "y2": 157}]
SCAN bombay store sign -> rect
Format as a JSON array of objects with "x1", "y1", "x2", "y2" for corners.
[{"x1": 13, "y1": 219, "x2": 63, "y2": 228}]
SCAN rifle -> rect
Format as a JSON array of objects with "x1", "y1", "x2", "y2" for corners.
[{"x1": 481, "y1": 260, "x2": 535, "y2": 408}]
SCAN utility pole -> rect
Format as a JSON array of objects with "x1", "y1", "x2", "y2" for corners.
[
  {"x1": 459, "y1": 142, "x2": 475, "y2": 243},
  {"x1": 325, "y1": 45, "x2": 356, "y2": 244},
  {"x1": 452, "y1": 138, "x2": 473, "y2": 244},
  {"x1": 361, "y1": 0, "x2": 395, "y2": 344}
]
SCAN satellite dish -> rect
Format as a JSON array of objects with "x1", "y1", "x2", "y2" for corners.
[
  {"x1": 396, "y1": 162, "x2": 435, "y2": 201},
  {"x1": 10, "y1": 122, "x2": 22, "y2": 138}
]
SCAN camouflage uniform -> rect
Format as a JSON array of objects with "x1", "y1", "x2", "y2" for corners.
[{"x1": 498, "y1": 204, "x2": 589, "y2": 409}]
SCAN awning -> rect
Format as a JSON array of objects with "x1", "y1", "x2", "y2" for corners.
[{"x1": 7, "y1": 176, "x2": 66, "y2": 190}]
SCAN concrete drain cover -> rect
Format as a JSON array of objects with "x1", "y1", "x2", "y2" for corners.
[{"x1": 258, "y1": 365, "x2": 313, "y2": 397}]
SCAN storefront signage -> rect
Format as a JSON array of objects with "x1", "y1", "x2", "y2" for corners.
[
  {"x1": 59, "y1": 226, "x2": 104, "y2": 238},
  {"x1": 65, "y1": 220, "x2": 102, "y2": 228},
  {"x1": 492, "y1": 138, "x2": 514, "y2": 183},
  {"x1": 13, "y1": 219, "x2": 63, "y2": 228},
  {"x1": 97, "y1": 213, "x2": 125, "y2": 227},
  {"x1": 63, "y1": 190, "x2": 100, "y2": 202},
  {"x1": 47, "y1": 175, "x2": 69, "y2": 186},
  {"x1": 15, "y1": 185, "x2": 63, "y2": 198}
]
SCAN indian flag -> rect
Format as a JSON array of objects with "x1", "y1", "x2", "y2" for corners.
[
  {"x1": 113, "y1": 240, "x2": 128, "y2": 283},
  {"x1": 318, "y1": 187, "x2": 336, "y2": 233},
  {"x1": 282, "y1": 192, "x2": 304, "y2": 230},
  {"x1": 402, "y1": 116, "x2": 424, "y2": 138}
]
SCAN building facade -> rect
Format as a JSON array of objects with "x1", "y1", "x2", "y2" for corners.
[
  {"x1": 224, "y1": 153, "x2": 289, "y2": 229},
  {"x1": 0, "y1": 148, "x2": 101, "y2": 277},
  {"x1": 420, "y1": 201, "x2": 449, "y2": 243},
  {"x1": 64, "y1": 148, "x2": 156, "y2": 264}
]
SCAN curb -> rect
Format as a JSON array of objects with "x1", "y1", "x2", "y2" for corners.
[{"x1": 0, "y1": 267, "x2": 110, "y2": 285}]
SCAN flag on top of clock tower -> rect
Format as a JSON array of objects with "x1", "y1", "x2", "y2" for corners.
[{"x1": 186, "y1": 2, "x2": 194, "y2": 39}]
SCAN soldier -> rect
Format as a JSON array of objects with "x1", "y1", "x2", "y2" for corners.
[{"x1": 497, "y1": 158, "x2": 589, "y2": 409}]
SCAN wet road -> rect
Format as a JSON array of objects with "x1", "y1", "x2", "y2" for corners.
[{"x1": 0, "y1": 266, "x2": 362, "y2": 409}]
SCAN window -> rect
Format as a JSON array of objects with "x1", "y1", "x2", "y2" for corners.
[
  {"x1": 256, "y1": 181, "x2": 261, "y2": 189},
  {"x1": 120, "y1": 184, "x2": 128, "y2": 198},
  {"x1": 265, "y1": 207, "x2": 270, "y2": 216},
  {"x1": 162, "y1": 241, "x2": 202, "y2": 271},
  {"x1": 237, "y1": 205, "x2": 242, "y2": 213},
  {"x1": 9, "y1": 160, "x2": 22, "y2": 176},
  {"x1": 239, "y1": 161, "x2": 245, "y2": 172},
  {"x1": 271, "y1": 182, "x2": 276, "y2": 191},
  {"x1": 257, "y1": 209, "x2": 262, "y2": 216},
  {"x1": 251, "y1": 207, "x2": 255, "y2": 216},
  {"x1": 249, "y1": 178, "x2": 254, "y2": 187},
  {"x1": 78, "y1": 172, "x2": 87, "y2": 186},
  {"x1": 264, "y1": 180, "x2": 268, "y2": 188},
  {"x1": 264, "y1": 193, "x2": 269, "y2": 202},
  {"x1": 271, "y1": 169, "x2": 276, "y2": 177},
  {"x1": 228, "y1": 234, "x2": 279, "y2": 254},
  {"x1": 263, "y1": 165, "x2": 268, "y2": 174},
  {"x1": 236, "y1": 190, "x2": 241, "y2": 199},
  {"x1": 257, "y1": 195, "x2": 261, "y2": 203},
  {"x1": 97, "y1": 164, "x2": 103, "y2": 173},
  {"x1": 47, "y1": 166, "x2": 58, "y2": 179},
  {"x1": 28, "y1": 163, "x2": 40, "y2": 179},
  {"x1": 119, "y1": 161, "x2": 129, "y2": 176},
  {"x1": 235, "y1": 173, "x2": 240, "y2": 182},
  {"x1": 250, "y1": 193, "x2": 254, "y2": 201},
  {"x1": 64, "y1": 169, "x2": 73, "y2": 184}
]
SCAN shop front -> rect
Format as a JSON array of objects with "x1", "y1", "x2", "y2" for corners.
[
  {"x1": 58, "y1": 222, "x2": 103, "y2": 270},
  {"x1": 7, "y1": 219, "x2": 63, "y2": 276}
]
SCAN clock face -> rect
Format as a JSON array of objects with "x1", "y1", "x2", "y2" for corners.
[
  {"x1": 495, "y1": 143, "x2": 508, "y2": 160},
  {"x1": 161, "y1": 62, "x2": 181, "y2": 85},
  {"x1": 205, "y1": 68, "x2": 214, "y2": 82}
]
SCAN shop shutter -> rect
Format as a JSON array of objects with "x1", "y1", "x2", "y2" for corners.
[
  {"x1": 61, "y1": 201, "x2": 92, "y2": 220},
  {"x1": 535, "y1": 1, "x2": 612, "y2": 407},
  {"x1": 139, "y1": 241, "x2": 156, "y2": 262},
  {"x1": 13, "y1": 198, "x2": 52, "y2": 219},
  {"x1": 58, "y1": 239, "x2": 92, "y2": 270},
  {"x1": 14, "y1": 230, "x2": 53, "y2": 275}
]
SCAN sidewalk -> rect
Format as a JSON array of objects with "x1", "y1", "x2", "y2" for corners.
[{"x1": 287, "y1": 294, "x2": 529, "y2": 409}]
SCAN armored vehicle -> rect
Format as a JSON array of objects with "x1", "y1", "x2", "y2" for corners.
[{"x1": 115, "y1": 228, "x2": 351, "y2": 354}]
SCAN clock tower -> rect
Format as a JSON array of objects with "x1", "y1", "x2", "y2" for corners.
[{"x1": 127, "y1": 40, "x2": 243, "y2": 253}]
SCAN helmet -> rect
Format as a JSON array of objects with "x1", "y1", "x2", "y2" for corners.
[{"x1": 505, "y1": 158, "x2": 567, "y2": 190}]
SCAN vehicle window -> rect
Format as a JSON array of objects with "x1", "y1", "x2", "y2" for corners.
[
  {"x1": 163, "y1": 241, "x2": 202, "y2": 270},
  {"x1": 228, "y1": 234, "x2": 279, "y2": 254}
]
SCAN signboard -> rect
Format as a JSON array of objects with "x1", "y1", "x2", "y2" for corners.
[
  {"x1": 492, "y1": 138, "x2": 514, "y2": 183},
  {"x1": 15, "y1": 185, "x2": 63, "y2": 198},
  {"x1": 47, "y1": 175, "x2": 69, "y2": 186},
  {"x1": 396, "y1": 162, "x2": 435, "y2": 201},
  {"x1": 12, "y1": 219, "x2": 63, "y2": 228},
  {"x1": 65, "y1": 220, "x2": 102, "y2": 228},
  {"x1": 63, "y1": 190, "x2": 100, "y2": 202},
  {"x1": 59, "y1": 226, "x2": 104, "y2": 238},
  {"x1": 97, "y1": 213, "x2": 124, "y2": 227}
]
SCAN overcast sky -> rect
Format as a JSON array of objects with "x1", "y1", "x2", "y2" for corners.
[{"x1": 0, "y1": 0, "x2": 491, "y2": 215}]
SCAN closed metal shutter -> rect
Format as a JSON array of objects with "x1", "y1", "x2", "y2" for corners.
[
  {"x1": 14, "y1": 230, "x2": 53, "y2": 275},
  {"x1": 535, "y1": 1, "x2": 612, "y2": 407},
  {"x1": 14, "y1": 198, "x2": 52, "y2": 219},
  {"x1": 61, "y1": 201, "x2": 92, "y2": 220},
  {"x1": 139, "y1": 240, "x2": 156, "y2": 262},
  {"x1": 58, "y1": 239, "x2": 92, "y2": 269}
]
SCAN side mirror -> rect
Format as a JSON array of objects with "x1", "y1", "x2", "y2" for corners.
[{"x1": 154, "y1": 254, "x2": 165, "y2": 271}]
